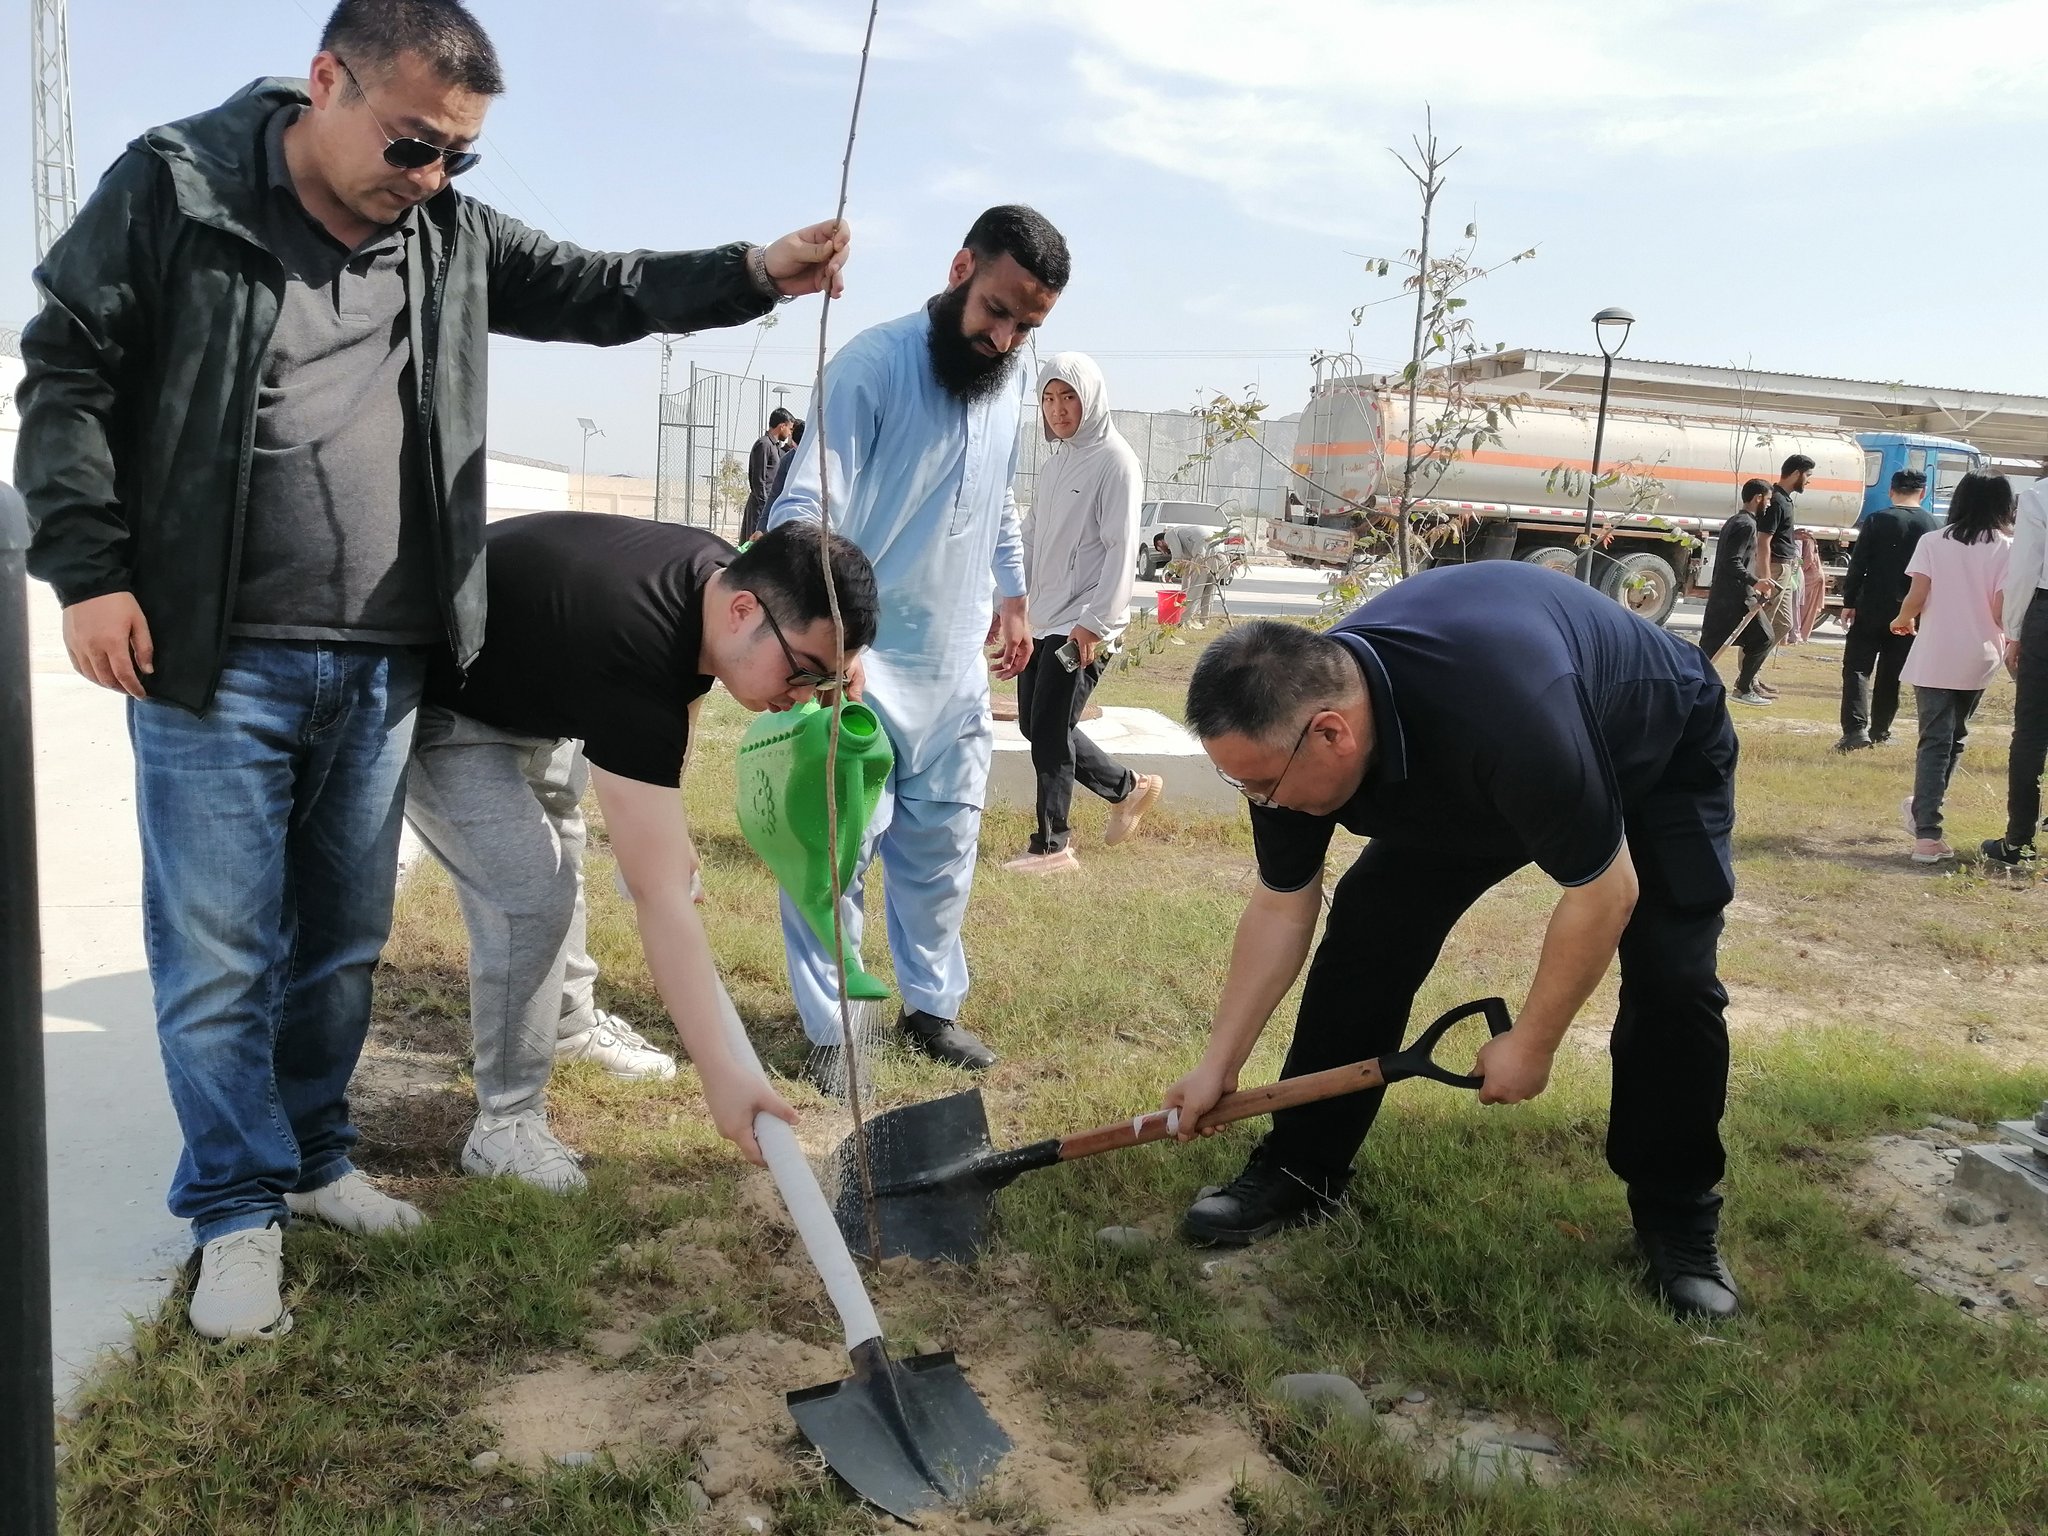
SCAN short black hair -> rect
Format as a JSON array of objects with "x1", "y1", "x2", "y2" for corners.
[
  {"x1": 789, "y1": 419, "x2": 806, "y2": 444},
  {"x1": 1740, "y1": 478, "x2": 1772, "y2": 503},
  {"x1": 1781, "y1": 454, "x2": 1816, "y2": 477},
  {"x1": 321, "y1": 0, "x2": 505, "y2": 96},
  {"x1": 768, "y1": 407, "x2": 794, "y2": 429},
  {"x1": 725, "y1": 522, "x2": 879, "y2": 653},
  {"x1": 1945, "y1": 472, "x2": 2015, "y2": 547},
  {"x1": 1185, "y1": 622, "x2": 1362, "y2": 747},
  {"x1": 963, "y1": 204, "x2": 1071, "y2": 292},
  {"x1": 1891, "y1": 469, "x2": 1927, "y2": 494}
]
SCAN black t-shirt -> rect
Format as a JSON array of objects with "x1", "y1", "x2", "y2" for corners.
[
  {"x1": 1249, "y1": 562, "x2": 1722, "y2": 894},
  {"x1": 1756, "y1": 486, "x2": 1798, "y2": 564},
  {"x1": 425, "y1": 512, "x2": 731, "y2": 786}
]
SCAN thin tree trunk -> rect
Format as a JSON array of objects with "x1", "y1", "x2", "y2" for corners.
[{"x1": 1396, "y1": 122, "x2": 1438, "y2": 580}]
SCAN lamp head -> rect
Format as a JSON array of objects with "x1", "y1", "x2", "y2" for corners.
[{"x1": 1592, "y1": 307, "x2": 1635, "y2": 359}]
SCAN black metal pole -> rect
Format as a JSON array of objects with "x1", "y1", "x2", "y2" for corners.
[
  {"x1": 0, "y1": 480, "x2": 58, "y2": 1535},
  {"x1": 1579, "y1": 350, "x2": 1616, "y2": 584}
]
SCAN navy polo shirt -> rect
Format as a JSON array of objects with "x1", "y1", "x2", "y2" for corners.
[{"x1": 1249, "y1": 562, "x2": 1725, "y2": 893}]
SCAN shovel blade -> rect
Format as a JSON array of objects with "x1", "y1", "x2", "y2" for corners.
[
  {"x1": 831, "y1": 1090, "x2": 998, "y2": 1263},
  {"x1": 787, "y1": 1340, "x2": 1010, "y2": 1522}
]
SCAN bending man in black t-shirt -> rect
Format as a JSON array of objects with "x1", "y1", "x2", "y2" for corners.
[
  {"x1": 1164, "y1": 561, "x2": 1743, "y2": 1320},
  {"x1": 406, "y1": 515, "x2": 879, "y2": 1190}
]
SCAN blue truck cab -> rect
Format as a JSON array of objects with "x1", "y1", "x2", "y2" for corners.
[{"x1": 1856, "y1": 432, "x2": 1984, "y2": 522}]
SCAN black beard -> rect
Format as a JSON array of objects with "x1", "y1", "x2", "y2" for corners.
[{"x1": 925, "y1": 288, "x2": 1020, "y2": 403}]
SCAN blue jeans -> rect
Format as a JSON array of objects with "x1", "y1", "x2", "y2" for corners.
[{"x1": 129, "y1": 639, "x2": 426, "y2": 1245}]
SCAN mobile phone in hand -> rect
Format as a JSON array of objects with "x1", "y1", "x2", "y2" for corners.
[{"x1": 1055, "y1": 638, "x2": 1082, "y2": 672}]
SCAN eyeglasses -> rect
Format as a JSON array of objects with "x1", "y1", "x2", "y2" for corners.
[
  {"x1": 1215, "y1": 713, "x2": 1318, "y2": 808},
  {"x1": 755, "y1": 598, "x2": 849, "y2": 692},
  {"x1": 335, "y1": 57, "x2": 483, "y2": 178}
]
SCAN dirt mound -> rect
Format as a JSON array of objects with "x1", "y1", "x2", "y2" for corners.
[
  {"x1": 478, "y1": 1292, "x2": 1285, "y2": 1533},
  {"x1": 1848, "y1": 1130, "x2": 2048, "y2": 1319}
]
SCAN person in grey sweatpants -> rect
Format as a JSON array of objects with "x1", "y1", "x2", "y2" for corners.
[{"x1": 406, "y1": 513, "x2": 880, "y2": 1191}]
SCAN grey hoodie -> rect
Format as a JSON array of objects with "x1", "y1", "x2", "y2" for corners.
[{"x1": 1021, "y1": 352, "x2": 1143, "y2": 643}]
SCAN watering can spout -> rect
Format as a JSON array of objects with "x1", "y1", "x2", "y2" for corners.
[{"x1": 736, "y1": 700, "x2": 895, "y2": 999}]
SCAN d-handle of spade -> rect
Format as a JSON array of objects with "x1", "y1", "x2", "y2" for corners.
[{"x1": 714, "y1": 982, "x2": 881, "y2": 1351}]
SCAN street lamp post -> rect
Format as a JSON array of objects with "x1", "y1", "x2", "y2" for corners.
[
  {"x1": 577, "y1": 417, "x2": 604, "y2": 511},
  {"x1": 1579, "y1": 306, "x2": 1635, "y2": 585}
]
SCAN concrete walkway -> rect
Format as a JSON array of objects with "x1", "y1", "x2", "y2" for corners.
[{"x1": 26, "y1": 579, "x2": 188, "y2": 1400}]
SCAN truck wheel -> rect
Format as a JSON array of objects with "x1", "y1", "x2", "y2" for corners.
[
  {"x1": 1518, "y1": 545, "x2": 1579, "y2": 574},
  {"x1": 1600, "y1": 550, "x2": 1680, "y2": 626}
]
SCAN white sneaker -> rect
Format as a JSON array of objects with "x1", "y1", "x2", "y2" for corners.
[
  {"x1": 463, "y1": 1112, "x2": 588, "y2": 1194},
  {"x1": 1731, "y1": 690, "x2": 1773, "y2": 707},
  {"x1": 284, "y1": 1171, "x2": 426, "y2": 1236},
  {"x1": 188, "y1": 1226, "x2": 291, "y2": 1342},
  {"x1": 556, "y1": 1010, "x2": 677, "y2": 1081}
]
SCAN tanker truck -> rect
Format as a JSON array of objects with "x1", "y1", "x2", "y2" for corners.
[{"x1": 1278, "y1": 376, "x2": 1984, "y2": 626}]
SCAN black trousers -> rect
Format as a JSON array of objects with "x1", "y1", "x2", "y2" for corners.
[
  {"x1": 1014, "y1": 640, "x2": 1136, "y2": 853},
  {"x1": 1265, "y1": 703, "x2": 1738, "y2": 1222},
  {"x1": 1698, "y1": 593, "x2": 1772, "y2": 694},
  {"x1": 1840, "y1": 618, "x2": 1915, "y2": 741},
  {"x1": 2005, "y1": 594, "x2": 2048, "y2": 849}
]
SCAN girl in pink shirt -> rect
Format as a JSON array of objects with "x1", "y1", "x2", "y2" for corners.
[{"x1": 1891, "y1": 474, "x2": 2015, "y2": 862}]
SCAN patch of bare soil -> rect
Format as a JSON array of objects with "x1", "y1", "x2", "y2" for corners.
[
  {"x1": 478, "y1": 1237, "x2": 1287, "y2": 1534},
  {"x1": 1847, "y1": 1129, "x2": 2048, "y2": 1320}
]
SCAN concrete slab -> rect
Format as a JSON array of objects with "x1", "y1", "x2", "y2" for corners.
[
  {"x1": 986, "y1": 705, "x2": 1239, "y2": 815},
  {"x1": 26, "y1": 579, "x2": 187, "y2": 1399}
]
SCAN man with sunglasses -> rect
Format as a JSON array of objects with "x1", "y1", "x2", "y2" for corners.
[
  {"x1": 15, "y1": 0, "x2": 850, "y2": 1341},
  {"x1": 1164, "y1": 560, "x2": 1744, "y2": 1321},
  {"x1": 403, "y1": 515, "x2": 878, "y2": 1201}
]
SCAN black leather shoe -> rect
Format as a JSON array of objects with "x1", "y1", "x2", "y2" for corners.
[
  {"x1": 1833, "y1": 733, "x2": 1873, "y2": 753},
  {"x1": 898, "y1": 1009, "x2": 997, "y2": 1071},
  {"x1": 1180, "y1": 1149, "x2": 1344, "y2": 1247},
  {"x1": 1637, "y1": 1225, "x2": 1742, "y2": 1320}
]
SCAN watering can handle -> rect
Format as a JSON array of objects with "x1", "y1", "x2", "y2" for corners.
[{"x1": 714, "y1": 982, "x2": 883, "y2": 1353}]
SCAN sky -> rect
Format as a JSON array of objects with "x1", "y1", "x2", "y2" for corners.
[{"x1": 5, "y1": 0, "x2": 2045, "y2": 477}]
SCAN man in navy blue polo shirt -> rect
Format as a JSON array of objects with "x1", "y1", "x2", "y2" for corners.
[{"x1": 1165, "y1": 560, "x2": 1742, "y2": 1319}]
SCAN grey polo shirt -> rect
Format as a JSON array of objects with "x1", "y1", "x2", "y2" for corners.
[{"x1": 231, "y1": 105, "x2": 440, "y2": 645}]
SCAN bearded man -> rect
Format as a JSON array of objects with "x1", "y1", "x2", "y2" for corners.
[{"x1": 767, "y1": 204, "x2": 1068, "y2": 1083}]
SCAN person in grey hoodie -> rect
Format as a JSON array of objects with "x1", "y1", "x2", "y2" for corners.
[{"x1": 1006, "y1": 353, "x2": 1164, "y2": 874}]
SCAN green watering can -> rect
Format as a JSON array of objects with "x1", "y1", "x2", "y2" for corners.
[{"x1": 736, "y1": 700, "x2": 895, "y2": 1001}]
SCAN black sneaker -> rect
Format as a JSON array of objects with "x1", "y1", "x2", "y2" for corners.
[
  {"x1": 1180, "y1": 1147, "x2": 1344, "y2": 1247},
  {"x1": 1636, "y1": 1225, "x2": 1741, "y2": 1320},
  {"x1": 898, "y1": 1009, "x2": 997, "y2": 1071},
  {"x1": 1832, "y1": 733, "x2": 1873, "y2": 753},
  {"x1": 1870, "y1": 732, "x2": 1892, "y2": 745},
  {"x1": 1980, "y1": 838, "x2": 2037, "y2": 871}
]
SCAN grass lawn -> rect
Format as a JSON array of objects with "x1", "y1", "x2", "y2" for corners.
[{"x1": 55, "y1": 620, "x2": 2048, "y2": 1536}]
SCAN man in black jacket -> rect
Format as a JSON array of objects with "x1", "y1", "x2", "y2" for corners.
[
  {"x1": 1750, "y1": 454, "x2": 1814, "y2": 697},
  {"x1": 1698, "y1": 481, "x2": 1779, "y2": 704},
  {"x1": 740, "y1": 407, "x2": 796, "y2": 543},
  {"x1": 1836, "y1": 469, "x2": 1937, "y2": 752},
  {"x1": 13, "y1": 0, "x2": 848, "y2": 1342}
]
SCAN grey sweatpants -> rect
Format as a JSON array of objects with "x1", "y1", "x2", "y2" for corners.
[{"x1": 404, "y1": 707, "x2": 601, "y2": 1117}]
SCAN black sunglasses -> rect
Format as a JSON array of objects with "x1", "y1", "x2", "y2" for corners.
[
  {"x1": 754, "y1": 598, "x2": 848, "y2": 692},
  {"x1": 335, "y1": 57, "x2": 483, "y2": 178}
]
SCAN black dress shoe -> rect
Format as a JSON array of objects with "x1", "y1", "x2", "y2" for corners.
[
  {"x1": 898, "y1": 1009, "x2": 997, "y2": 1071},
  {"x1": 1637, "y1": 1225, "x2": 1742, "y2": 1320},
  {"x1": 1180, "y1": 1148, "x2": 1344, "y2": 1247},
  {"x1": 1833, "y1": 733, "x2": 1873, "y2": 753}
]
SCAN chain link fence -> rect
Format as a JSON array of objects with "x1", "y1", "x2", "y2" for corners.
[
  {"x1": 654, "y1": 365, "x2": 812, "y2": 535},
  {"x1": 1013, "y1": 409, "x2": 1301, "y2": 546},
  {"x1": 652, "y1": 363, "x2": 1302, "y2": 549}
]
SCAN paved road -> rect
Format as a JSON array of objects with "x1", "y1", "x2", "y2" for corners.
[
  {"x1": 1130, "y1": 560, "x2": 1849, "y2": 650},
  {"x1": 26, "y1": 579, "x2": 188, "y2": 1400}
]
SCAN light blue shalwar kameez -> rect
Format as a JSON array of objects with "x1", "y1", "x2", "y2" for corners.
[{"x1": 766, "y1": 305, "x2": 1029, "y2": 1044}]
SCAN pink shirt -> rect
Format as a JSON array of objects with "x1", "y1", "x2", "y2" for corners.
[{"x1": 1900, "y1": 528, "x2": 2012, "y2": 691}]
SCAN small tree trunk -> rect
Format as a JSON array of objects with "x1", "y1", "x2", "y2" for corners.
[{"x1": 1396, "y1": 131, "x2": 1439, "y2": 580}]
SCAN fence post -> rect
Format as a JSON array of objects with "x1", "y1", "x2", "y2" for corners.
[
  {"x1": 0, "y1": 480, "x2": 58, "y2": 1536},
  {"x1": 683, "y1": 363, "x2": 699, "y2": 527}
]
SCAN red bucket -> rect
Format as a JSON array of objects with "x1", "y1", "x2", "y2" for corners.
[{"x1": 1156, "y1": 589, "x2": 1187, "y2": 626}]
